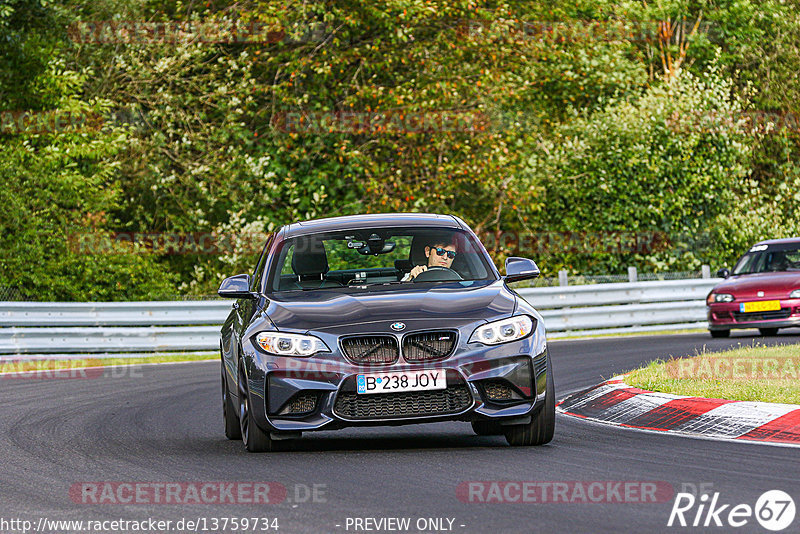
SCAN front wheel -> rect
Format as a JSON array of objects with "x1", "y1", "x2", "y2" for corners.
[
  {"x1": 222, "y1": 362, "x2": 241, "y2": 440},
  {"x1": 759, "y1": 327, "x2": 779, "y2": 336},
  {"x1": 710, "y1": 329, "x2": 730, "y2": 338},
  {"x1": 504, "y1": 359, "x2": 555, "y2": 446},
  {"x1": 238, "y1": 363, "x2": 276, "y2": 452}
]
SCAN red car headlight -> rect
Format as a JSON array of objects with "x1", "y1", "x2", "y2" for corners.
[{"x1": 707, "y1": 293, "x2": 734, "y2": 304}]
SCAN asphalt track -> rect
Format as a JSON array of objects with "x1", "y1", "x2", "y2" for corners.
[{"x1": 1, "y1": 331, "x2": 799, "y2": 534}]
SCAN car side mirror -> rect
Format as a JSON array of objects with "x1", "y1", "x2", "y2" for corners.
[
  {"x1": 504, "y1": 257, "x2": 540, "y2": 283},
  {"x1": 716, "y1": 268, "x2": 730, "y2": 279},
  {"x1": 218, "y1": 274, "x2": 256, "y2": 299}
]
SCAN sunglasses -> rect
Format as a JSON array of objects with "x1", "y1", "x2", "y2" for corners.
[{"x1": 433, "y1": 247, "x2": 457, "y2": 259}]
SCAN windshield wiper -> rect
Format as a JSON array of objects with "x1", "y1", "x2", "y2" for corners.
[
  {"x1": 291, "y1": 285, "x2": 344, "y2": 291},
  {"x1": 344, "y1": 280, "x2": 405, "y2": 287}
]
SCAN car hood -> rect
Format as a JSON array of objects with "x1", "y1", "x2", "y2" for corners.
[
  {"x1": 715, "y1": 272, "x2": 800, "y2": 297},
  {"x1": 264, "y1": 280, "x2": 517, "y2": 332}
]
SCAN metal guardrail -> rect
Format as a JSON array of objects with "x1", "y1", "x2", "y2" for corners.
[
  {"x1": 0, "y1": 278, "x2": 720, "y2": 354},
  {"x1": 0, "y1": 326, "x2": 220, "y2": 354},
  {"x1": 517, "y1": 279, "x2": 716, "y2": 308},
  {"x1": 0, "y1": 301, "x2": 231, "y2": 327},
  {"x1": 517, "y1": 278, "x2": 719, "y2": 337}
]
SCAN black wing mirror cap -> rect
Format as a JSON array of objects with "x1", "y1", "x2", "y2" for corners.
[
  {"x1": 716, "y1": 268, "x2": 731, "y2": 279},
  {"x1": 504, "y1": 257, "x2": 540, "y2": 283},
  {"x1": 218, "y1": 274, "x2": 255, "y2": 298}
]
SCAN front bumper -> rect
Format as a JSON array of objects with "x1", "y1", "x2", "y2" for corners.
[
  {"x1": 707, "y1": 299, "x2": 800, "y2": 330},
  {"x1": 239, "y1": 329, "x2": 549, "y2": 433}
]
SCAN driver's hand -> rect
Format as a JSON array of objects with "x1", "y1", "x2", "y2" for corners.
[{"x1": 408, "y1": 265, "x2": 428, "y2": 280}]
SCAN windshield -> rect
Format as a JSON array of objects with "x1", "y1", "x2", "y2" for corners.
[
  {"x1": 733, "y1": 245, "x2": 800, "y2": 274},
  {"x1": 267, "y1": 227, "x2": 495, "y2": 292}
]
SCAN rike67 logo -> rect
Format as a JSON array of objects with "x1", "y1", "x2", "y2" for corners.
[{"x1": 668, "y1": 490, "x2": 795, "y2": 531}]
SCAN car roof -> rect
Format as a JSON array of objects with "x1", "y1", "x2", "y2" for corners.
[
  {"x1": 282, "y1": 213, "x2": 462, "y2": 238},
  {"x1": 753, "y1": 237, "x2": 800, "y2": 246}
]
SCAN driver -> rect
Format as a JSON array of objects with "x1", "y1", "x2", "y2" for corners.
[
  {"x1": 401, "y1": 237, "x2": 458, "y2": 281},
  {"x1": 770, "y1": 252, "x2": 788, "y2": 272}
]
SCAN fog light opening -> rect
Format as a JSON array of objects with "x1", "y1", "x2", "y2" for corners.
[
  {"x1": 278, "y1": 393, "x2": 319, "y2": 416},
  {"x1": 483, "y1": 380, "x2": 523, "y2": 402}
]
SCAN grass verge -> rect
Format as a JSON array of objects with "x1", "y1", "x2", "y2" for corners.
[{"x1": 625, "y1": 343, "x2": 800, "y2": 404}]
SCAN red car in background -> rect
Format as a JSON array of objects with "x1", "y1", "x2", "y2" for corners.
[{"x1": 707, "y1": 238, "x2": 800, "y2": 338}]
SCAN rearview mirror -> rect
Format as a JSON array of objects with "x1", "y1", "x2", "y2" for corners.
[
  {"x1": 218, "y1": 274, "x2": 255, "y2": 299},
  {"x1": 716, "y1": 268, "x2": 730, "y2": 279},
  {"x1": 504, "y1": 257, "x2": 540, "y2": 283}
]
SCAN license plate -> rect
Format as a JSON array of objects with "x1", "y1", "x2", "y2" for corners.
[
  {"x1": 740, "y1": 300, "x2": 781, "y2": 313},
  {"x1": 356, "y1": 370, "x2": 445, "y2": 395}
]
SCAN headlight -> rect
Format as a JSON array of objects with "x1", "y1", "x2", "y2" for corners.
[
  {"x1": 469, "y1": 316, "x2": 534, "y2": 345},
  {"x1": 255, "y1": 332, "x2": 329, "y2": 357},
  {"x1": 707, "y1": 293, "x2": 735, "y2": 304},
  {"x1": 790, "y1": 289, "x2": 800, "y2": 298}
]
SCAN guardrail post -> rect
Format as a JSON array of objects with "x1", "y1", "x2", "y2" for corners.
[
  {"x1": 627, "y1": 266, "x2": 637, "y2": 283},
  {"x1": 701, "y1": 265, "x2": 711, "y2": 279},
  {"x1": 558, "y1": 270, "x2": 568, "y2": 286}
]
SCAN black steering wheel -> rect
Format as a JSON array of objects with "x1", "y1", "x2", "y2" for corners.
[{"x1": 412, "y1": 266, "x2": 464, "y2": 282}]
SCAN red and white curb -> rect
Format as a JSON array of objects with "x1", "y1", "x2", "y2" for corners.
[{"x1": 557, "y1": 376, "x2": 800, "y2": 446}]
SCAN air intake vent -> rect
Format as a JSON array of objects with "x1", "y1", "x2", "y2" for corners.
[
  {"x1": 334, "y1": 386, "x2": 471, "y2": 420},
  {"x1": 340, "y1": 335, "x2": 399, "y2": 365},
  {"x1": 733, "y1": 309, "x2": 791, "y2": 322},
  {"x1": 402, "y1": 331, "x2": 457, "y2": 362}
]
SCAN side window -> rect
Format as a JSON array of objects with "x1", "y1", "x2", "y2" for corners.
[
  {"x1": 250, "y1": 234, "x2": 273, "y2": 292},
  {"x1": 324, "y1": 236, "x2": 413, "y2": 272},
  {"x1": 733, "y1": 253, "x2": 757, "y2": 274},
  {"x1": 392, "y1": 236, "x2": 412, "y2": 263},
  {"x1": 787, "y1": 250, "x2": 800, "y2": 269},
  {"x1": 280, "y1": 245, "x2": 295, "y2": 275},
  {"x1": 270, "y1": 242, "x2": 299, "y2": 291}
]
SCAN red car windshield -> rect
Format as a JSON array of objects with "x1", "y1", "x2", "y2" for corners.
[{"x1": 733, "y1": 245, "x2": 800, "y2": 274}]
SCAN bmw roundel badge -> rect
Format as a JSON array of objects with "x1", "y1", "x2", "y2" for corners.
[{"x1": 390, "y1": 322, "x2": 406, "y2": 331}]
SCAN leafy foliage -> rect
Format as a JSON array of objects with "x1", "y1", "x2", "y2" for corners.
[{"x1": 2, "y1": 0, "x2": 799, "y2": 299}]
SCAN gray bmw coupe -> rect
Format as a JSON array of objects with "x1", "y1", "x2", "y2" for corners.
[{"x1": 218, "y1": 213, "x2": 553, "y2": 451}]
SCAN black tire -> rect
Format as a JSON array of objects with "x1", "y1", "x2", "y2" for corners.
[
  {"x1": 759, "y1": 328, "x2": 779, "y2": 336},
  {"x1": 504, "y1": 359, "x2": 555, "y2": 446},
  {"x1": 710, "y1": 329, "x2": 730, "y2": 338},
  {"x1": 471, "y1": 421, "x2": 504, "y2": 436},
  {"x1": 221, "y1": 362, "x2": 241, "y2": 440},
  {"x1": 238, "y1": 362, "x2": 275, "y2": 452}
]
